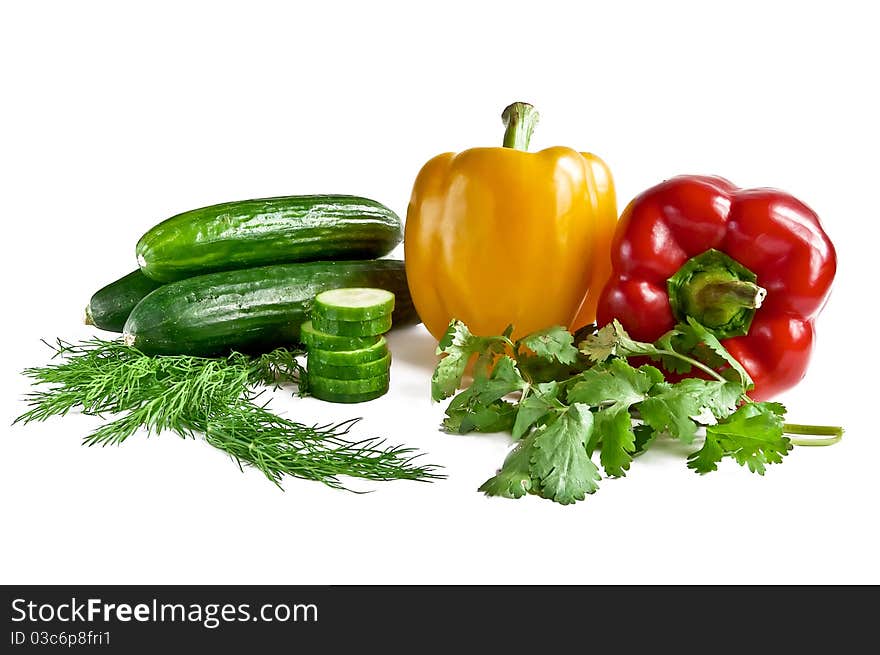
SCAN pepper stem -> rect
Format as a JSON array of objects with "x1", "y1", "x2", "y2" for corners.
[
  {"x1": 501, "y1": 102, "x2": 540, "y2": 151},
  {"x1": 697, "y1": 280, "x2": 766, "y2": 310},
  {"x1": 667, "y1": 249, "x2": 767, "y2": 339}
]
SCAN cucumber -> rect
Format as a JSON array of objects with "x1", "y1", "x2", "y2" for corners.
[
  {"x1": 312, "y1": 314, "x2": 393, "y2": 337},
  {"x1": 313, "y1": 288, "x2": 395, "y2": 321},
  {"x1": 123, "y1": 259, "x2": 416, "y2": 356},
  {"x1": 307, "y1": 353, "x2": 391, "y2": 380},
  {"x1": 300, "y1": 320, "x2": 380, "y2": 351},
  {"x1": 308, "y1": 337, "x2": 388, "y2": 366},
  {"x1": 136, "y1": 195, "x2": 403, "y2": 282},
  {"x1": 309, "y1": 372, "x2": 390, "y2": 403},
  {"x1": 85, "y1": 269, "x2": 164, "y2": 332}
]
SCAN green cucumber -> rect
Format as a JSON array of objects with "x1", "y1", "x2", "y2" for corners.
[
  {"x1": 308, "y1": 337, "x2": 388, "y2": 366},
  {"x1": 123, "y1": 259, "x2": 416, "y2": 356},
  {"x1": 307, "y1": 353, "x2": 391, "y2": 380},
  {"x1": 309, "y1": 372, "x2": 390, "y2": 403},
  {"x1": 300, "y1": 320, "x2": 380, "y2": 351},
  {"x1": 136, "y1": 194, "x2": 403, "y2": 282},
  {"x1": 313, "y1": 288, "x2": 395, "y2": 321},
  {"x1": 85, "y1": 269, "x2": 165, "y2": 332},
  {"x1": 312, "y1": 314, "x2": 392, "y2": 337}
]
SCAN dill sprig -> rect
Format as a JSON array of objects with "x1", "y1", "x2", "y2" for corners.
[{"x1": 15, "y1": 338, "x2": 442, "y2": 489}]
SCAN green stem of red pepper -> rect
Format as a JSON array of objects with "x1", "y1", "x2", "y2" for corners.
[{"x1": 667, "y1": 249, "x2": 766, "y2": 339}]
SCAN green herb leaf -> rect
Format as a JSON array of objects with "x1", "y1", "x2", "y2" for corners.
[
  {"x1": 18, "y1": 338, "x2": 443, "y2": 489},
  {"x1": 518, "y1": 325, "x2": 579, "y2": 365},
  {"x1": 478, "y1": 434, "x2": 535, "y2": 499},
  {"x1": 530, "y1": 404, "x2": 600, "y2": 504},
  {"x1": 442, "y1": 387, "x2": 517, "y2": 434},
  {"x1": 654, "y1": 328, "x2": 701, "y2": 374},
  {"x1": 681, "y1": 317, "x2": 753, "y2": 389},
  {"x1": 473, "y1": 356, "x2": 527, "y2": 405},
  {"x1": 595, "y1": 406, "x2": 637, "y2": 477},
  {"x1": 431, "y1": 318, "x2": 802, "y2": 506},
  {"x1": 567, "y1": 358, "x2": 662, "y2": 477},
  {"x1": 579, "y1": 321, "x2": 623, "y2": 362},
  {"x1": 632, "y1": 424, "x2": 656, "y2": 455},
  {"x1": 512, "y1": 382, "x2": 559, "y2": 439},
  {"x1": 674, "y1": 378, "x2": 743, "y2": 420},
  {"x1": 687, "y1": 402, "x2": 790, "y2": 475},
  {"x1": 567, "y1": 359, "x2": 662, "y2": 407},
  {"x1": 432, "y1": 320, "x2": 509, "y2": 401},
  {"x1": 638, "y1": 382, "x2": 702, "y2": 443},
  {"x1": 517, "y1": 353, "x2": 585, "y2": 384}
]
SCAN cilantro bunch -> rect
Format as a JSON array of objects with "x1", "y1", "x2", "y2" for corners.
[{"x1": 432, "y1": 319, "x2": 841, "y2": 505}]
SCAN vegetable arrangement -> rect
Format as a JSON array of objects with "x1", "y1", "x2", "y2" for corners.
[
  {"x1": 19, "y1": 194, "x2": 441, "y2": 490},
  {"x1": 415, "y1": 102, "x2": 841, "y2": 504},
  {"x1": 18, "y1": 100, "x2": 842, "y2": 504}
]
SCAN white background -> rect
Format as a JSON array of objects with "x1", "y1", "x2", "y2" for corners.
[{"x1": 2, "y1": 1, "x2": 877, "y2": 584}]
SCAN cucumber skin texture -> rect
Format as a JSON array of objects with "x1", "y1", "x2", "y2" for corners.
[
  {"x1": 85, "y1": 269, "x2": 165, "y2": 332},
  {"x1": 312, "y1": 314, "x2": 393, "y2": 337},
  {"x1": 309, "y1": 373, "x2": 390, "y2": 403},
  {"x1": 136, "y1": 195, "x2": 403, "y2": 282},
  {"x1": 308, "y1": 338, "x2": 389, "y2": 366},
  {"x1": 300, "y1": 320, "x2": 380, "y2": 351},
  {"x1": 307, "y1": 353, "x2": 391, "y2": 380},
  {"x1": 311, "y1": 386, "x2": 389, "y2": 403},
  {"x1": 123, "y1": 259, "x2": 417, "y2": 356}
]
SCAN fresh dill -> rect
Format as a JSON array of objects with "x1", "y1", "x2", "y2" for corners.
[{"x1": 15, "y1": 338, "x2": 442, "y2": 489}]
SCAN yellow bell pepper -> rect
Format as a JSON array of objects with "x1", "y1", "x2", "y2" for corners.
[{"x1": 404, "y1": 102, "x2": 618, "y2": 340}]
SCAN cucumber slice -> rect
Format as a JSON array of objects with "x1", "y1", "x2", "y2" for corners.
[
  {"x1": 308, "y1": 337, "x2": 388, "y2": 366},
  {"x1": 313, "y1": 287, "x2": 395, "y2": 321},
  {"x1": 300, "y1": 320, "x2": 380, "y2": 351},
  {"x1": 312, "y1": 314, "x2": 392, "y2": 337},
  {"x1": 309, "y1": 372, "x2": 390, "y2": 403},
  {"x1": 308, "y1": 352, "x2": 391, "y2": 380}
]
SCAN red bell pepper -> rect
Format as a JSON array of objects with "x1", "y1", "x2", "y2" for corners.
[{"x1": 594, "y1": 175, "x2": 837, "y2": 400}]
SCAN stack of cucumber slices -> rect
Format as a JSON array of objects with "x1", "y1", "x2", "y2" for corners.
[{"x1": 301, "y1": 288, "x2": 395, "y2": 403}]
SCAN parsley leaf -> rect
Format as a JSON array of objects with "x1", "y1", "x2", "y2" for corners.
[
  {"x1": 512, "y1": 381, "x2": 559, "y2": 439},
  {"x1": 432, "y1": 320, "x2": 509, "y2": 401},
  {"x1": 579, "y1": 324, "x2": 616, "y2": 363},
  {"x1": 581, "y1": 318, "x2": 753, "y2": 392},
  {"x1": 567, "y1": 359, "x2": 661, "y2": 477},
  {"x1": 478, "y1": 434, "x2": 535, "y2": 499},
  {"x1": 675, "y1": 378, "x2": 743, "y2": 420},
  {"x1": 638, "y1": 382, "x2": 702, "y2": 443},
  {"x1": 518, "y1": 326, "x2": 579, "y2": 365},
  {"x1": 442, "y1": 387, "x2": 517, "y2": 434},
  {"x1": 567, "y1": 359, "x2": 662, "y2": 407},
  {"x1": 632, "y1": 424, "x2": 657, "y2": 455},
  {"x1": 595, "y1": 407, "x2": 637, "y2": 477},
  {"x1": 473, "y1": 356, "x2": 527, "y2": 405},
  {"x1": 431, "y1": 318, "x2": 812, "y2": 506},
  {"x1": 517, "y1": 353, "x2": 585, "y2": 384},
  {"x1": 530, "y1": 404, "x2": 600, "y2": 504},
  {"x1": 680, "y1": 317, "x2": 753, "y2": 389},
  {"x1": 654, "y1": 328, "x2": 701, "y2": 374},
  {"x1": 687, "y1": 402, "x2": 790, "y2": 474}
]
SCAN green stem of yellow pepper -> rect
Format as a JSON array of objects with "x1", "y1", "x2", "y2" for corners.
[{"x1": 501, "y1": 102, "x2": 540, "y2": 151}]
